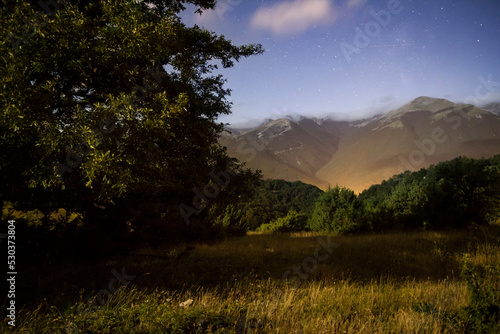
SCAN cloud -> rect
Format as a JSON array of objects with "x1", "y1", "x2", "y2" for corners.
[
  {"x1": 347, "y1": 0, "x2": 365, "y2": 8},
  {"x1": 250, "y1": 0, "x2": 337, "y2": 36},
  {"x1": 193, "y1": 1, "x2": 236, "y2": 29},
  {"x1": 324, "y1": 96, "x2": 409, "y2": 122},
  {"x1": 463, "y1": 91, "x2": 500, "y2": 107}
]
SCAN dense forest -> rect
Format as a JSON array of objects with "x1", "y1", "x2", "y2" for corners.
[{"x1": 317, "y1": 155, "x2": 500, "y2": 233}]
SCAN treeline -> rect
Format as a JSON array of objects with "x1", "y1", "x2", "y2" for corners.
[
  {"x1": 6, "y1": 155, "x2": 499, "y2": 260},
  {"x1": 358, "y1": 155, "x2": 500, "y2": 232},
  {"x1": 211, "y1": 179, "x2": 323, "y2": 234},
  {"x1": 225, "y1": 155, "x2": 500, "y2": 234}
]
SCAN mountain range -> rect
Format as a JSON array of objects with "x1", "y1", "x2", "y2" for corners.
[{"x1": 220, "y1": 97, "x2": 500, "y2": 193}]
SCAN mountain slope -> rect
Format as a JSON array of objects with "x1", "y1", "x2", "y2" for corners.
[
  {"x1": 222, "y1": 97, "x2": 500, "y2": 192},
  {"x1": 220, "y1": 118, "x2": 348, "y2": 188},
  {"x1": 482, "y1": 102, "x2": 500, "y2": 116},
  {"x1": 316, "y1": 97, "x2": 500, "y2": 192}
]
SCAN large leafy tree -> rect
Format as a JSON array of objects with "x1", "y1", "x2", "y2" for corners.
[
  {"x1": 309, "y1": 186, "x2": 363, "y2": 234},
  {"x1": 1, "y1": 0, "x2": 263, "y2": 239},
  {"x1": 422, "y1": 156, "x2": 500, "y2": 227}
]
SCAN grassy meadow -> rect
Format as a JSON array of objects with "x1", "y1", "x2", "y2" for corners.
[{"x1": 3, "y1": 224, "x2": 499, "y2": 333}]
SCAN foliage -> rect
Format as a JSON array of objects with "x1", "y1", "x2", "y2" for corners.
[
  {"x1": 423, "y1": 156, "x2": 500, "y2": 228},
  {"x1": 257, "y1": 209, "x2": 308, "y2": 233},
  {"x1": 359, "y1": 155, "x2": 500, "y2": 231},
  {"x1": 451, "y1": 261, "x2": 500, "y2": 333},
  {"x1": 213, "y1": 179, "x2": 323, "y2": 233},
  {"x1": 1, "y1": 0, "x2": 263, "y2": 245},
  {"x1": 385, "y1": 177, "x2": 427, "y2": 228},
  {"x1": 414, "y1": 259, "x2": 500, "y2": 333},
  {"x1": 251, "y1": 179, "x2": 324, "y2": 226},
  {"x1": 211, "y1": 203, "x2": 250, "y2": 236},
  {"x1": 309, "y1": 186, "x2": 363, "y2": 234},
  {"x1": 214, "y1": 154, "x2": 500, "y2": 236},
  {"x1": 427, "y1": 257, "x2": 500, "y2": 333}
]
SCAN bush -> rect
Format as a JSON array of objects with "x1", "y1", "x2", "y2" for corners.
[
  {"x1": 308, "y1": 186, "x2": 363, "y2": 234},
  {"x1": 257, "y1": 210, "x2": 307, "y2": 233},
  {"x1": 212, "y1": 204, "x2": 248, "y2": 236},
  {"x1": 445, "y1": 258, "x2": 500, "y2": 333}
]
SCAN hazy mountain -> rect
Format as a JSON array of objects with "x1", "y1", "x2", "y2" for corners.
[
  {"x1": 220, "y1": 117, "x2": 349, "y2": 188},
  {"x1": 482, "y1": 102, "x2": 500, "y2": 116},
  {"x1": 221, "y1": 97, "x2": 500, "y2": 192}
]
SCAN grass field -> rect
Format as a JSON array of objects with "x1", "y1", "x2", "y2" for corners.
[{"x1": 5, "y1": 225, "x2": 500, "y2": 333}]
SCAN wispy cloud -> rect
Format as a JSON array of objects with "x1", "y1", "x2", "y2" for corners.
[
  {"x1": 347, "y1": 0, "x2": 365, "y2": 8},
  {"x1": 464, "y1": 91, "x2": 500, "y2": 107},
  {"x1": 250, "y1": 0, "x2": 337, "y2": 36},
  {"x1": 192, "y1": 1, "x2": 236, "y2": 29}
]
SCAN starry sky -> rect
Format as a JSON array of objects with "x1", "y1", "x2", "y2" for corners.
[{"x1": 180, "y1": 0, "x2": 500, "y2": 127}]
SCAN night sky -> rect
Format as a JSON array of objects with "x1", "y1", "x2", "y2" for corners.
[{"x1": 181, "y1": 0, "x2": 500, "y2": 127}]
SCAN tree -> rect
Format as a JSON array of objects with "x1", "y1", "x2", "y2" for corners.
[
  {"x1": 217, "y1": 179, "x2": 323, "y2": 232},
  {"x1": 309, "y1": 186, "x2": 363, "y2": 234},
  {"x1": 422, "y1": 157, "x2": 500, "y2": 228},
  {"x1": 359, "y1": 155, "x2": 500, "y2": 231},
  {"x1": 385, "y1": 177, "x2": 427, "y2": 228},
  {"x1": 0, "y1": 0, "x2": 263, "y2": 244}
]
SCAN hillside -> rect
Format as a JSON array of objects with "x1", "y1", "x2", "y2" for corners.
[
  {"x1": 220, "y1": 117, "x2": 349, "y2": 188},
  {"x1": 221, "y1": 97, "x2": 500, "y2": 192}
]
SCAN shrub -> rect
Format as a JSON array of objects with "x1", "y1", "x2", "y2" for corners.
[
  {"x1": 445, "y1": 258, "x2": 500, "y2": 333},
  {"x1": 308, "y1": 186, "x2": 363, "y2": 234},
  {"x1": 257, "y1": 210, "x2": 307, "y2": 233},
  {"x1": 213, "y1": 204, "x2": 248, "y2": 236}
]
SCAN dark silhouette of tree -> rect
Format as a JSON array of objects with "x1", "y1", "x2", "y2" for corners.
[{"x1": 1, "y1": 0, "x2": 263, "y2": 248}]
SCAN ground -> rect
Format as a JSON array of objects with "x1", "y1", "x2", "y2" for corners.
[{"x1": 6, "y1": 225, "x2": 500, "y2": 333}]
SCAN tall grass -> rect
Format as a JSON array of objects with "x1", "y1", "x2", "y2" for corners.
[
  {"x1": 4, "y1": 226, "x2": 500, "y2": 333},
  {"x1": 12, "y1": 279, "x2": 471, "y2": 333}
]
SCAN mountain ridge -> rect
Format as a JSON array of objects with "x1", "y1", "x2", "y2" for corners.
[{"x1": 220, "y1": 97, "x2": 500, "y2": 192}]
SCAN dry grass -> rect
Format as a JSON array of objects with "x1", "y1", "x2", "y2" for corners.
[
  {"x1": 5, "y1": 226, "x2": 500, "y2": 333},
  {"x1": 11, "y1": 278, "x2": 471, "y2": 333}
]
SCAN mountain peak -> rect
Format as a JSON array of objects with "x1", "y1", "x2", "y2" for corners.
[
  {"x1": 411, "y1": 96, "x2": 444, "y2": 106},
  {"x1": 257, "y1": 118, "x2": 294, "y2": 139},
  {"x1": 220, "y1": 96, "x2": 500, "y2": 193},
  {"x1": 406, "y1": 96, "x2": 454, "y2": 110},
  {"x1": 380, "y1": 97, "x2": 455, "y2": 124}
]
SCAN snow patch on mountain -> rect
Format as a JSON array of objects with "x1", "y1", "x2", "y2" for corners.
[{"x1": 257, "y1": 119, "x2": 293, "y2": 139}]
